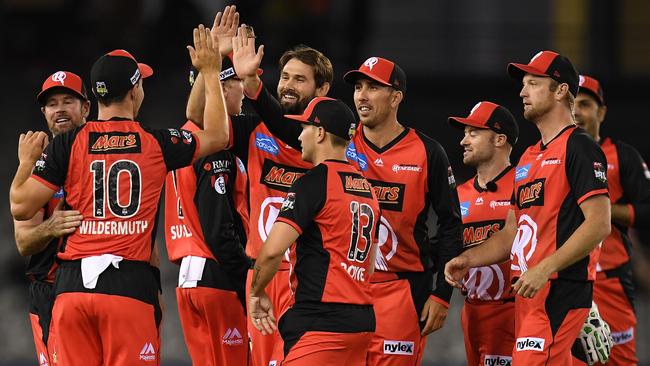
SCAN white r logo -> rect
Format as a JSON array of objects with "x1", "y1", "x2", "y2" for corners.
[
  {"x1": 374, "y1": 216, "x2": 398, "y2": 271},
  {"x1": 364, "y1": 57, "x2": 379, "y2": 71},
  {"x1": 510, "y1": 214, "x2": 538, "y2": 274},
  {"x1": 52, "y1": 71, "x2": 66, "y2": 85}
]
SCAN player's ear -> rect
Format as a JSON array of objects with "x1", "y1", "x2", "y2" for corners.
[
  {"x1": 41, "y1": 106, "x2": 46, "y2": 115},
  {"x1": 81, "y1": 100, "x2": 91, "y2": 119},
  {"x1": 315, "y1": 82, "x2": 330, "y2": 97},
  {"x1": 391, "y1": 90, "x2": 403, "y2": 107}
]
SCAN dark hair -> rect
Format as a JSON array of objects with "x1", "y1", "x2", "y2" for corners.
[
  {"x1": 97, "y1": 92, "x2": 128, "y2": 107},
  {"x1": 279, "y1": 45, "x2": 333, "y2": 88},
  {"x1": 329, "y1": 133, "x2": 349, "y2": 148}
]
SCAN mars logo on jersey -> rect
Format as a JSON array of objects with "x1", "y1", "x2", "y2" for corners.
[
  {"x1": 367, "y1": 178, "x2": 405, "y2": 212},
  {"x1": 346, "y1": 142, "x2": 368, "y2": 171},
  {"x1": 462, "y1": 219, "x2": 504, "y2": 247},
  {"x1": 89, "y1": 132, "x2": 141, "y2": 154},
  {"x1": 511, "y1": 214, "x2": 538, "y2": 274},
  {"x1": 255, "y1": 132, "x2": 279, "y2": 156},
  {"x1": 260, "y1": 159, "x2": 307, "y2": 192},
  {"x1": 516, "y1": 178, "x2": 545, "y2": 209},
  {"x1": 339, "y1": 172, "x2": 373, "y2": 198}
]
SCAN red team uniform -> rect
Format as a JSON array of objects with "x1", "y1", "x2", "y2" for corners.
[
  {"x1": 164, "y1": 121, "x2": 251, "y2": 366},
  {"x1": 457, "y1": 167, "x2": 516, "y2": 366},
  {"x1": 228, "y1": 88, "x2": 312, "y2": 365},
  {"x1": 30, "y1": 50, "x2": 201, "y2": 365},
  {"x1": 245, "y1": 59, "x2": 462, "y2": 365},
  {"x1": 510, "y1": 125, "x2": 608, "y2": 365},
  {"x1": 275, "y1": 158, "x2": 380, "y2": 365}
]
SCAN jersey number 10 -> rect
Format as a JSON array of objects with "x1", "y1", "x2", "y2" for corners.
[{"x1": 90, "y1": 160, "x2": 142, "y2": 218}]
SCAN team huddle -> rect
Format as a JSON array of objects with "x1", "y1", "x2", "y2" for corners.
[{"x1": 9, "y1": 4, "x2": 649, "y2": 366}]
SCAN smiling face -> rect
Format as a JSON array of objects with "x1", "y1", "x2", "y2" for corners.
[
  {"x1": 353, "y1": 78, "x2": 399, "y2": 128},
  {"x1": 41, "y1": 92, "x2": 89, "y2": 136},
  {"x1": 277, "y1": 58, "x2": 325, "y2": 115},
  {"x1": 460, "y1": 126, "x2": 498, "y2": 167}
]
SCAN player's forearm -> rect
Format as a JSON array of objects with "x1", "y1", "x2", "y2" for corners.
[
  {"x1": 249, "y1": 252, "x2": 282, "y2": 297},
  {"x1": 537, "y1": 209, "x2": 610, "y2": 275},
  {"x1": 611, "y1": 203, "x2": 632, "y2": 227},
  {"x1": 186, "y1": 73, "x2": 206, "y2": 127},
  {"x1": 10, "y1": 162, "x2": 39, "y2": 220},
  {"x1": 463, "y1": 228, "x2": 513, "y2": 268},
  {"x1": 243, "y1": 74, "x2": 262, "y2": 99},
  {"x1": 200, "y1": 72, "x2": 229, "y2": 153},
  {"x1": 14, "y1": 223, "x2": 53, "y2": 256}
]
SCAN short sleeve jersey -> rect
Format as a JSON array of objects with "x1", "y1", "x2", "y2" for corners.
[
  {"x1": 347, "y1": 127, "x2": 463, "y2": 303},
  {"x1": 598, "y1": 137, "x2": 650, "y2": 271},
  {"x1": 511, "y1": 126, "x2": 608, "y2": 281},
  {"x1": 164, "y1": 121, "x2": 249, "y2": 270},
  {"x1": 457, "y1": 167, "x2": 515, "y2": 302},
  {"x1": 228, "y1": 115, "x2": 311, "y2": 260},
  {"x1": 32, "y1": 118, "x2": 198, "y2": 262},
  {"x1": 276, "y1": 160, "x2": 380, "y2": 306},
  {"x1": 25, "y1": 188, "x2": 64, "y2": 283}
]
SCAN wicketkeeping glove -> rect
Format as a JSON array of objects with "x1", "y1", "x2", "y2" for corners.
[{"x1": 579, "y1": 301, "x2": 614, "y2": 365}]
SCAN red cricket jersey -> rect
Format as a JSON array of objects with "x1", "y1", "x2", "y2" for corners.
[
  {"x1": 457, "y1": 167, "x2": 515, "y2": 302},
  {"x1": 32, "y1": 118, "x2": 198, "y2": 262},
  {"x1": 511, "y1": 126, "x2": 608, "y2": 281},
  {"x1": 276, "y1": 160, "x2": 380, "y2": 306}
]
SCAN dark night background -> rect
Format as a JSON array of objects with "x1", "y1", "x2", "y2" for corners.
[{"x1": 1, "y1": 0, "x2": 649, "y2": 364}]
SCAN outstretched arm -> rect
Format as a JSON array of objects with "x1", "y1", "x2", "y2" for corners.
[{"x1": 14, "y1": 200, "x2": 82, "y2": 256}]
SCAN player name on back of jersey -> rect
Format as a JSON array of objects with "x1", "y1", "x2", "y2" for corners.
[
  {"x1": 78, "y1": 219, "x2": 149, "y2": 235},
  {"x1": 89, "y1": 132, "x2": 142, "y2": 154}
]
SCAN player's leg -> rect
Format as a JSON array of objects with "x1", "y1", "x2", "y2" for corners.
[
  {"x1": 29, "y1": 281, "x2": 55, "y2": 365},
  {"x1": 50, "y1": 292, "x2": 103, "y2": 366},
  {"x1": 463, "y1": 301, "x2": 515, "y2": 366},
  {"x1": 366, "y1": 279, "x2": 424, "y2": 366},
  {"x1": 282, "y1": 331, "x2": 373, "y2": 366}
]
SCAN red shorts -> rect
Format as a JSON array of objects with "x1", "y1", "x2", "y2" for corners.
[
  {"x1": 461, "y1": 300, "x2": 515, "y2": 366},
  {"x1": 247, "y1": 266, "x2": 292, "y2": 366},
  {"x1": 513, "y1": 279, "x2": 591, "y2": 365},
  {"x1": 177, "y1": 286, "x2": 249, "y2": 366},
  {"x1": 282, "y1": 331, "x2": 373, "y2": 365},
  {"x1": 367, "y1": 278, "x2": 426, "y2": 366},
  {"x1": 52, "y1": 292, "x2": 160, "y2": 366},
  {"x1": 589, "y1": 276, "x2": 637, "y2": 366}
]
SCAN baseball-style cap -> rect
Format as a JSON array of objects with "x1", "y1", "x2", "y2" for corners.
[
  {"x1": 220, "y1": 52, "x2": 263, "y2": 82},
  {"x1": 343, "y1": 57, "x2": 407, "y2": 94},
  {"x1": 578, "y1": 75, "x2": 605, "y2": 105},
  {"x1": 91, "y1": 49, "x2": 153, "y2": 99},
  {"x1": 507, "y1": 50, "x2": 579, "y2": 96},
  {"x1": 285, "y1": 97, "x2": 357, "y2": 141},
  {"x1": 448, "y1": 101, "x2": 519, "y2": 145},
  {"x1": 37, "y1": 71, "x2": 88, "y2": 105}
]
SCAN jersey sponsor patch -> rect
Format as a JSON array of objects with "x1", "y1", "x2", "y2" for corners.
[
  {"x1": 260, "y1": 159, "x2": 307, "y2": 192},
  {"x1": 593, "y1": 162, "x2": 607, "y2": 183},
  {"x1": 222, "y1": 327, "x2": 244, "y2": 346},
  {"x1": 255, "y1": 132, "x2": 280, "y2": 155},
  {"x1": 392, "y1": 163, "x2": 422, "y2": 173},
  {"x1": 367, "y1": 178, "x2": 405, "y2": 212},
  {"x1": 448, "y1": 166, "x2": 456, "y2": 188},
  {"x1": 383, "y1": 340, "x2": 414, "y2": 355},
  {"x1": 515, "y1": 163, "x2": 531, "y2": 182},
  {"x1": 611, "y1": 327, "x2": 634, "y2": 345},
  {"x1": 484, "y1": 355, "x2": 512, "y2": 366},
  {"x1": 541, "y1": 158, "x2": 561, "y2": 167},
  {"x1": 53, "y1": 187, "x2": 64, "y2": 199},
  {"x1": 346, "y1": 142, "x2": 368, "y2": 171},
  {"x1": 280, "y1": 192, "x2": 296, "y2": 212},
  {"x1": 89, "y1": 132, "x2": 141, "y2": 154},
  {"x1": 339, "y1": 172, "x2": 373, "y2": 198},
  {"x1": 460, "y1": 201, "x2": 470, "y2": 217},
  {"x1": 642, "y1": 162, "x2": 650, "y2": 180},
  {"x1": 139, "y1": 342, "x2": 156, "y2": 362},
  {"x1": 489, "y1": 199, "x2": 510, "y2": 209},
  {"x1": 462, "y1": 219, "x2": 504, "y2": 247},
  {"x1": 516, "y1": 178, "x2": 545, "y2": 209},
  {"x1": 515, "y1": 337, "x2": 545, "y2": 352}
]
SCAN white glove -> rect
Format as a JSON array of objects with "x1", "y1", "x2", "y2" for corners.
[{"x1": 579, "y1": 301, "x2": 614, "y2": 365}]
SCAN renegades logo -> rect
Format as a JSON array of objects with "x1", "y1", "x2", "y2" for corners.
[
  {"x1": 516, "y1": 178, "x2": 545, "y2": 209},
  {"x1": 260, "y1": 159, "x2": 307, "y2": 192},
  {"x1": 367, "y1": 178, "x2": 405, "y2": 212},
  {"x1": 89, "y1": 132, "x2": 141, "y2": 154},
  {"x1": 338, "y1": 172, "x2": 373, "y2": 198},
  {"x1": 462, "y1": 219, "x2": 504, "y2": 247}
]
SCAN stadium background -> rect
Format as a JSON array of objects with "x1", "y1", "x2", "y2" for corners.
[{"x1": 1, "y1": 0, "x2": 649, "y2": 364}]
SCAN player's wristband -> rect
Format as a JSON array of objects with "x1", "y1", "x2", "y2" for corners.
[{"x1": 150, "y1": 265, "x2": 162, "y2": 294}]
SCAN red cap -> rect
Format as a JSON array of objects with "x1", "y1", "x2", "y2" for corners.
[
  {"x1": 507, "y1": 50, "x2": 579, "y2": 96},
  {"x1": 37, "y1": 71, "x2": 88, "y2": 105},
  {"x1": 578, "y1": 75, "x2": 605, "y2": 105},
  {"x1": 448, "y1": 101, "x2": 519, "y2": 145},
  {"x1": 343, "y1": 57, "x2": 406, "y2": 93}
]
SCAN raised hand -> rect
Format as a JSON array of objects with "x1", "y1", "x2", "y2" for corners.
[
  {"x1": 232, "y1": 24, "x2": 264, "y2": 79},
  {"x1": 187, "y1": 24, "x2": 222, "y2": 74},
  {"x1": 18, "y1": 131, "x2": 48, "y2": 166},
  {"x1": 211, "y1": 5, "x2": 239, "y2": 56}
]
